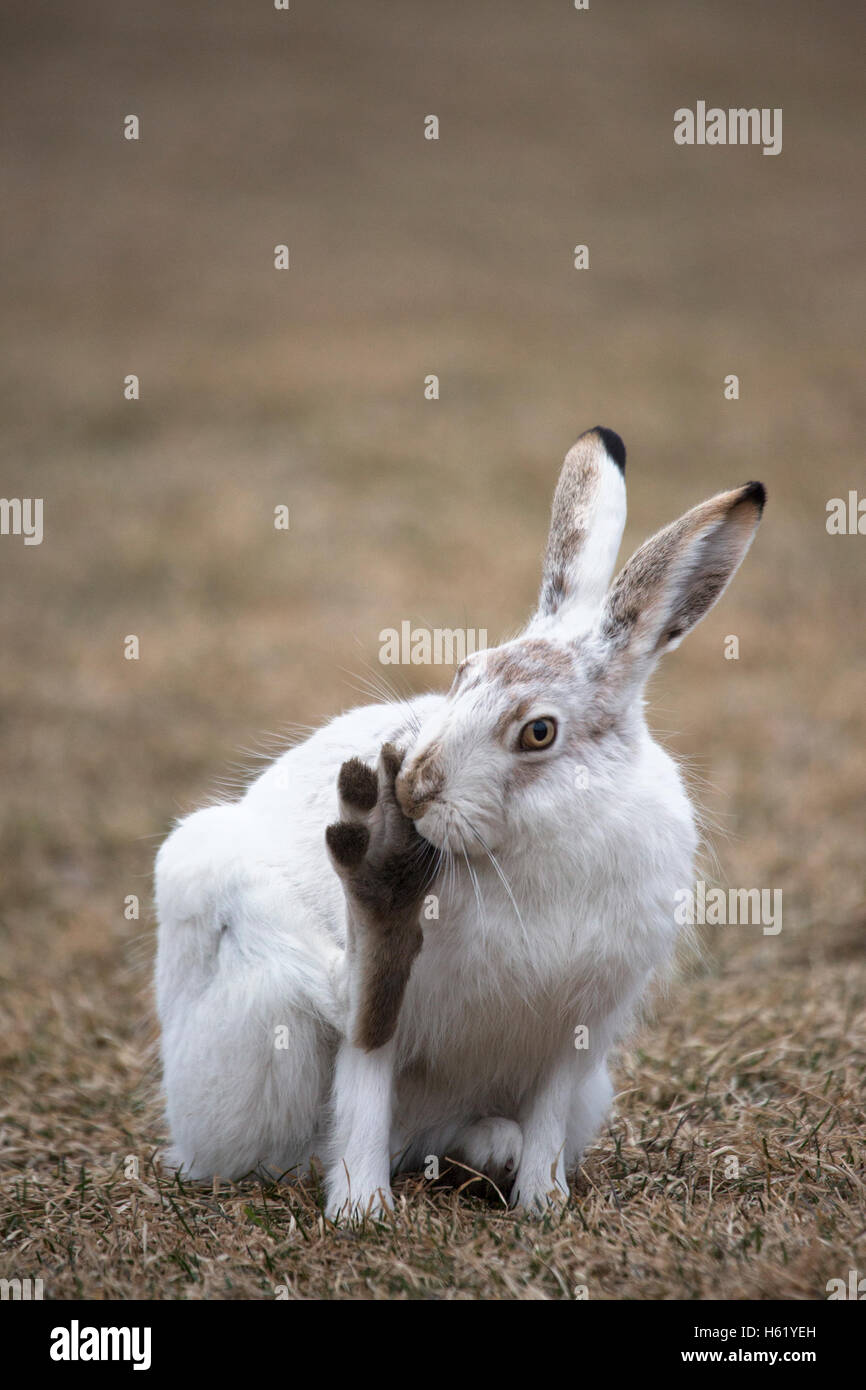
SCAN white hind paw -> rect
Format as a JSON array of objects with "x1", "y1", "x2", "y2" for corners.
[{"x1": 451, "y1": 1116, "x2": 523, "y2": 1187}]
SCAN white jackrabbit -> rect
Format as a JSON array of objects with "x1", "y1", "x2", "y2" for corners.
[{"x1": 154, "y1": 427, "x2": 765, "y2": 1217}]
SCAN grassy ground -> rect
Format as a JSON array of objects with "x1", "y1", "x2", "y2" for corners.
[{"x1": 1, "y1": 0, "x2": 864, "y2": 1299}]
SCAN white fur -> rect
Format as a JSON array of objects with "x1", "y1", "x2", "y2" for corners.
[{"x1": 154, "y1": 431, "x2": 761, "y2": 1216}]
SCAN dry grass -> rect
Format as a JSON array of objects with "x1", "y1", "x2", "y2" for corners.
[
  {"x1": 1, "y1": 0, "x2": 864, "y2": 1299},
  {"x1": 3, "y1": 947, "x2": 864, "y2": 1300}
]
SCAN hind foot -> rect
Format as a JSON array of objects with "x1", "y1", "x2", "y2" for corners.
[{"x1": 449, "y1": 1117, "x2": 524, "y2": 1190}]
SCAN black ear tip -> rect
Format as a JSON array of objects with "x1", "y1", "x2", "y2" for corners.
[
  {"x1": 742, "y1": 480, "x2": 767, "y2": 510},
  {"x1": 593, "y1": 426, "x2": 626, "y2": 474}
]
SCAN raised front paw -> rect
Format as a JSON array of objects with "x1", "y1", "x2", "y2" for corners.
[
  {"x1": 325, "y1": 743, "x2": 435, "y2": 1050},
  {"x1": 326, "y1": 743, "x2": 434, "y2": 918}
]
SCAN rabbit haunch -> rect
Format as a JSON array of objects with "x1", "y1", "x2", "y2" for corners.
[{"x1": 154, "y1": 426, "x2": 764, "y2": 1217}]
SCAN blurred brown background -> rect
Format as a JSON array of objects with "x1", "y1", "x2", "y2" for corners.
[{"x1": 0, "y1": 0, "x2": 863, "y2": 1299}]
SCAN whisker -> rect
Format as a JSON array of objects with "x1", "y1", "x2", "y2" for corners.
[
  {"x1": 464, "y1": 819, "x2": 529, "y2": 947},
  {"x1": 461, "y1": 841, "x2": 486, "y2": 936},
  {"x1": 342, "y1": 649, "x2": 425, "y2": 738},
  {"x1": 341, "y1": 673, "x2": 425, "y2": 745}
]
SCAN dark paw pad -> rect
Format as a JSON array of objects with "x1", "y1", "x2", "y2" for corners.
[
  {"x1": 337, "y1": 757, "x2": 378, "y2": 814},
  {"x1": 325, "y1": 820, "x2": 370, "y2": 868}
]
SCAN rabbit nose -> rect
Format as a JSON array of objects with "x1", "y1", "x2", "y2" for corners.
[{"x1": 396, "y1": 755, "x2": 444, "y2": 818}]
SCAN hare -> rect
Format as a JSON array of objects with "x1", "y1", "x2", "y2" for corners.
[{"x1": 154, "y1": 427, "x2": 765, "y2": 1217}]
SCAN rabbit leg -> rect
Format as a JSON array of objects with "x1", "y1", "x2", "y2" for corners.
[
  {"x1": 567, "y1": 1059, "x2": 614, "y2": 1167},
  {"x1": 323, "y1": 744, "x2": 434, "y2": 1219},
  {"x1": 510, "y1": 1043, "x2": 577, "y2": 1213}
]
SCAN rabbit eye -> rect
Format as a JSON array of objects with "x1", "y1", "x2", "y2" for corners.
[{"x1": 519, "y1": 717, "x2": 557, "y2": 751}]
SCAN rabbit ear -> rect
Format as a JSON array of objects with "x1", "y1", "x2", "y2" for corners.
[
  {"x1": 534, "y1": 427, "x2": 627, "y2": 633},
  {"x1": 596, "y1": 480, "x2": 766, "y2": 692}
]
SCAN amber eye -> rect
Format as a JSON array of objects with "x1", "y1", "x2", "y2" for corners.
[{"x1": 519, "y1": 717, "x2": 557, "y2": 751}]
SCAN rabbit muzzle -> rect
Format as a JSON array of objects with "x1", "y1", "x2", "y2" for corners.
[{"x1": 395, "y1": 747, "x2": 444, "y2": 821}]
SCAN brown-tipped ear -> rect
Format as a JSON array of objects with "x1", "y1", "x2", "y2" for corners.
[
  {"x1": 596, "y1": 481, "x2": 766, "y2": 685},
  {"x1": 533, "y1": 427, "x2": 627, "y2": 631}
]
